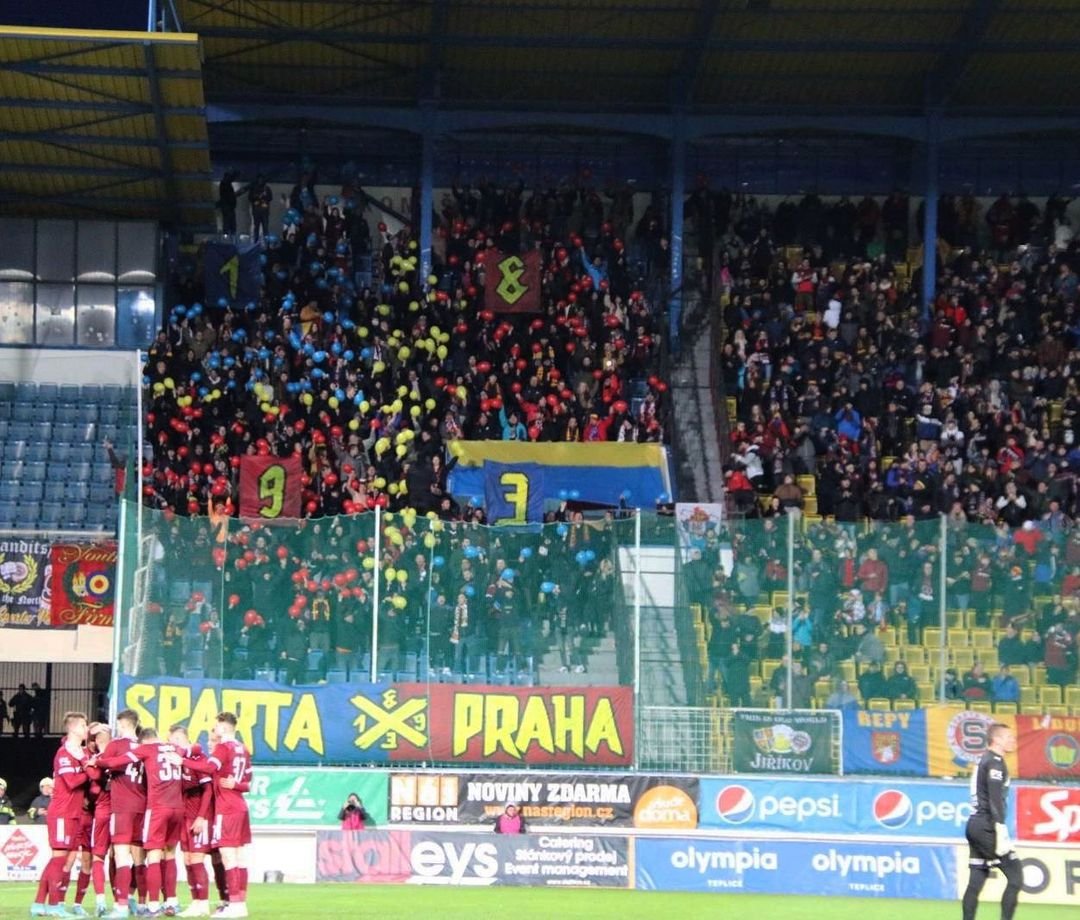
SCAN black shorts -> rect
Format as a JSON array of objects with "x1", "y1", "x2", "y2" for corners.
[{"x1": 965, "y1": 814, "x2": 999, "y2": 866}]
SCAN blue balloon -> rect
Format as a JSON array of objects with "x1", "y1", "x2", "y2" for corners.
[
  {"x1": 343, "y1": 350, "x2": 355, "y2": 361},
  {"x1": 556, "y1": 524, "x2": 568, "y2": 537},
  {"x1": 323, "y1": 312, "x2": 335, "y2": 324},
  {"x1": 303, "y1": 343, "x2": 315, "y2": 356},
  {"x1": 198, "y1": 386, "x2": 209, "y2": 397},
  {"x1": 331, "y1": 342, "x2": 342, "y2": 356},
  {"x1": 191, "y1": 303, "x2": 203, "y2": 315},
  {"x1": 223, "y1": 357, "x2": 235, "y2": 369},
  {"x1": 190, "y1": 372, "x2": 202, "y2": 383},
  {"x1": 569, "y1": 489, "x2": 580, "y2": 500},
  {"x1": 185, "y1": 307, "x2": 197, "y2": 320},
  {"x1": 312, "y1": 351, "x2": 327, "y2": 363},
  {"x1": 286, "y1": 382, "x2": 299, "y2": 394},
  {"x1": 226, "y1": 380, "x2": 236, "y2": 390},
  {"x1": 463, "y1": 545, "x2": 479, "y2": 559},
  {"x1": 259, "y1": 254, "x2": 267, "y2": 266},
  {"x1": 360, "y1": 347, "x2": 373, "y2": 360},
  {"x1": 335, "y1": 388, "x2": 345, "y2": 401},
  {"x1": 575, "y1": 551, "x2": 588, "y2": 565},
  {"x1": 558, "y1": 489, "x2": 568, "y2": 500},
  {"x1": 316, "y1": 278, "x2": 328, "y2": 290},
  {"x1": 657, "y1": 492, "x2": 671, "y2": 503},
  {"x1": 311, "y1": 368, "x2": 324, "y2": 379},
  {"x1": 464, "y1": 585, "x2": 475, "y2": 598},
  {"x1": 342, "y1": 319, "x2": 356, "y2": 330},
  {"x1": 257, "y1": 348, "x2": 270, "y2": 361},
  {"x1": 501, "y1": 568, "x2": 515, "y2": 581},
  {"x1": 585, "y1": 550, "x2": 596, "y2": 563},
  {"x1": 540, "y1": 581, "x2": 556, "y2": 594},
  {"x1": 519, "y1": 547, "x2": 533, "y2": 559},
  {"x1": 275, "y1": 270, "x2": 288, "y2": 281},
  {"x1": 432, "y1": 555, "x2": 445, "y2": 568}
]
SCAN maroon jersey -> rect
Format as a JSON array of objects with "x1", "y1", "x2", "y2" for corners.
[
  {"x1": 182, "y1": 745, "x2": 213, "y2": 822},
  {"x1": 52, "y1": 742, "x2": 90, "y2": 819},
  {"x1": 99, "y1": 738, "x2": 147, "y2": 815},
  {"x1": 133, "y1": 742, "x2": 184, "y2": 811},
  {"x1": 207, "y1": 740, "x2": 252, "y2": 817}
]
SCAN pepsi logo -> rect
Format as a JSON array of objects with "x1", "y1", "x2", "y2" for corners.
[
  {"x1": 873, "y1": 789, "x2": 913, "y2": 829},
  {"x1": 715, "y1": 784, "x2": 755, "y2": 824}
]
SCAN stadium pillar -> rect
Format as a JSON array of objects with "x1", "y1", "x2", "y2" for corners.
[
  {"x1": 419, "y1": 121, "x2": 435, "y2": 284},
  {"x1": 668, "y1": 115, "x2": 686, "y2": 355},
  {"x1": 920, "y1": 115, "x2": 940, "y2": 322}
]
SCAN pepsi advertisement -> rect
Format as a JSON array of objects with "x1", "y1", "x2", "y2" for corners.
[
  {"x1": 700, "y1": 777, "x2": 997, "y2": 839},
  {"x1": 843, "y1": 709, "x2": 929, "y2": 775},
  {"x1": 635, "y1": 838, "x2": 956, "y2": 898}
]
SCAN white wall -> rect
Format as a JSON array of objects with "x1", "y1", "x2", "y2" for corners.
[
  {"x1": 0, "y1": 348, "x2": 140, "y2": 386},
  {"x1": 0, "y1": 625, "x2": 113, "y2": 663}
]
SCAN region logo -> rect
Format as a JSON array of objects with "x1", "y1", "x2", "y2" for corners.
[
  {"x1": 714, "y1": 784, "x2": 755, "y2": 825},
  {"x1": 752, "y1": 724, "x2": 812, "y2": 756},
  {"x1": 872, "y1": 790, "x2": 913, "y2": 829},
  {"x1": 1046, "y1": 733, "x2": 1079, "y2": 770},
  {"x1": 1, "y1": 828, "x2": 39, "y2": 868}
]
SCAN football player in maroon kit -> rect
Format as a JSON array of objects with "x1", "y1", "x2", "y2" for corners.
[
  {"x1": 101, "y1": 726, "x2": 186, "y2": 916},
  {"x1": 31, "y1": 711, "x2": 90, "y2": 918},
  {"x1": 178, "y1": 713, "x2": 252, "y2": 919},
  {"x1": 168, "y1": 724, "x2": 214, "y2": 918},
  {"x1": 75, "y1": 722, "x2": 114, "y2": 918},
  {"x1": 96, "y1": 710, "x2": 147, "y2": 918}
]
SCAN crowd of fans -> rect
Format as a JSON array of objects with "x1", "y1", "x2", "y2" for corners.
[
  {"x1": 687, "y1": 189, "x2": 1080, "y2": 705},
  {"x1": 146, "y1": 176, "x2": 671, "y2": 522}
]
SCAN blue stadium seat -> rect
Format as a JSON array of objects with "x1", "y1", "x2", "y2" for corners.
[
  {"x1": 7, "y1": 422, "x2": 30, "y2": 441},
  {"x1": 14, "y1": 382, "x2": 37, "y2": 402},
  {"x1": 89, "y1": 484, "x2": 114, "y2": 504},
  {"x1": 12, "y1": 403, "x2": 35, "y2": 422},
  {"x1": 4, "y1": 440, "x2": 27, "y2": 461},
  {"x1": 58, "y1": 384, "x2": 79, "y2": 403},
  {"x1": 45, "y1": 462, "x2": 68, "y2": 482},
  {"x1": 0, "y1": 402, "x2": 11, "y2": 421},
  {"x1": 65, "y1": 482, "x2": 89, "y2": 503},
  {"x1": 63, "y1": 504, "x2": 87, "y2": 528},
  {"x1": 39, "y1": 503, "x2": 62, "y2": 527},
  {"x1": 19, "y1": 480, "x2": 43, "y2": 501},
  {"x1": 98, "y1": 405, "x2": 120, "y2": 424},
  {"x1": 325, "y1": 669, "x2": 347, "y2": 683},
  {"x1": 20, "y1": 466, "x2": 44, "y2": 485},
  {"x1": 4, "y1": 461, "x2": 23, "y2": 481},
  {"x1": 0, "y1": 481, "x2": 20, "y2": 502},
  {"x1": 0, "y1": 420, "x2": 7, "y2": 441},
  {"x1": 37, "y1": 383, "x2": 59, "y2": 402},
  {"x1": 101, "y1": 385, "x2": 123, "y2": 404},
  {"x1": 70, "y1": 443, "x2": 94, "y2": 463},
  {"x1": 28, "y1": 422, "x2": 51, "y2": 441},
  {"x1": 97, "y1": 424, "x2": 118, "y2": 443},
  {"x1": 68, "y1": 462, "x2": 91, "y2": 482},
  {"x1": 86, "y1": 506, "x2": 107, "y2": 528},
  {"x1": 49, "y1": 443, "x2": 71, "y2": 463},
  {"x1": 80, "y1": 385, "x2": 102, "y2": 402},
  {"x1": 92, "y1": 462, "x2": 111, "y2": 481},
  {"x1": 54, "y1": 404, "x2": 81, "y2": 425},
  {"x1": 43, "y1": 481, "x2": 66, "y2": 502},
  {"x1": 30, "y1": 402, "x2": 55, "y2": 422},
  {"x1": 25, "y1": 442, "x2": 48, "y2": 463},
  {"x1": 0, "y1": 381, "x2": 15, "y2": 403},
  {"x1": 17, "y1": 501, "x2": 41, "y2": 524},
  {"x1": 0, "y1": 501, "x2": 16, "y2": 528}
]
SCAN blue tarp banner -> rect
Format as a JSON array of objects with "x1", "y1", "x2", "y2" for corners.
[{"x1": 842, "y1": 708, "x2": 929, "y2": 775}]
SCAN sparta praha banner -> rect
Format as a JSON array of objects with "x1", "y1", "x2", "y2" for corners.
[
  {"x1": 117, "y1": 676, "x2": 633, "y2": 767},
  {"x1": 239, "y1": 454, "x2": 303, "y2": 520},
  {"x1": 49, "y1": 542, "x2": 117, "y2": 628},
  {"x1": 484, "y1": 250, "x2": 542, "y2": 313}
]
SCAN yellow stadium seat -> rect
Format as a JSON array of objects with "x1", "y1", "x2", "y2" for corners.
[
  {"x1": 1065, "y1": 687, "x2": 1080, "y2": 709},
  {"x1": 979, "y1": 649, "x2": 999, "y2": 670},
  {"x1": 1040, "y1": 686, "x2": 1063, "y2": 707},
  {"x1": 884, "y1": 646, "x2": 901, "y2": 665},
  {"x1": 917, "y1": 681, "x2": 935, "y2": 701},
  {"x1": 726, "y1": 397, "x2": 737, "y2": 420},
  {"x1": 868, "y1": 698, "x2": 892, "y2": 711},
  {"x1": 797, "y1": 475, "x2": 816, "y2": 497},
  {"x1": 909, "y1": 664, "x2": 931, "y2": 684},
  {"x1": 993, "y1": 702, "x2": 1018, "y2": 715},
  {"x1": 969, "y1": 701, "x2": 993, "y2": 714},
  {"x1": 1033, "y1": 666, "x2": 1047, "y2": 686},
  {"x1": 947, "y1": 627, "x2": 969, "y2": 647},
  {"x1": 803, "y1": 495, "x2": 818, "y2": 515},
  {"x1": 946, "y1": 610, "x2": 964, "y2": 628},
  {"x1": 893, "y1": 699, "x2": 917, "y2": 712},
  {"x1": 880, "y1": 627, "x2": 898, "y2": 647},
  {"x1": 761, "y1": 659, "x2": 782, "y2": 684},
  {"x1": 952, "y1": 648, "x2": 975, "y2": 670},
  {"x1": 923, "y1": 627, "x2": 943, "y2": 649},
  {"x1": 1021, "y1": 705, "x2": 1043, "y2": 716},
  {"x1": 971, "y1": 629, "x2": 994, "y2": 649},
  {"x1": 771, "y1": 592, "x2": 790, "y2": 610},
  {"x1": 840, "y1": 661, "x2": 857, "y2": 683},
  {"x1": 1020, "y1": 686, "x2": 1038, "y2": 707},
  {"x1": 903, "y1": 647, "x2": 926, "y2": 666},
  {"x1": 1045, "y1": 705, "x2": 1070, "y2": 717}
]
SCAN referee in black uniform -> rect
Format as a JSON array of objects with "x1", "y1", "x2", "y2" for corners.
[{"x1": 962, "y1": 722, "x2": 1023, "y2": 920}]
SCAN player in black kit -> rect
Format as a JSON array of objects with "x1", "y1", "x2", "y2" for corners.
[{"x1": 962, "y1": 722, "x2": 1023, "y2": 920}]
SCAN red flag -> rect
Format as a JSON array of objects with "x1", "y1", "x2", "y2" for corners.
[
  {"x1": 49, "y1": 542, "x2": 117, "y2": 628},
  {"x1": 239, "y1": 455, "x2": 303, "y2": 520},
  {"x1": 484, "y1": 249, "x2": 542, "y2": 313}
]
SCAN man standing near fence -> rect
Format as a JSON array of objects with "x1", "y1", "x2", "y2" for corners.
[{"x1": 961, "y1": 723, "x2": 1023, "y2": 920}]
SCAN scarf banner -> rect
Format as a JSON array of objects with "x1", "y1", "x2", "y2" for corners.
[
  {"x1": 0, "y1": 538, "x2": 51, "y2": 629},
  {"x1": 484, "y1": 250, "x2": 542, "y2": 314}
]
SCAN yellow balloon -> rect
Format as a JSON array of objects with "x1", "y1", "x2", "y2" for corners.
[
  {"x1": 398, "y1": 281, "x2": 409, "y2": 293},
  {"x1": 396, "y1": 569, "x2": 408, "y2": 584},
  {"x1": 359, "y1": 400, "x2": 370, "y2": 414},
  {"x1": 392, "y1": 594, "x2": 408, "y2": 609},
  {"x1": 397, "y1": 386, "x2": 408, "y2": 398},
  {"x1": 430, "y1": 325, "x2": 441, "y2": 338},
  {"x1": 153, "y1": 383, "x2": 165, "y2": 395},
  {"x1": 432, "y1": 520, "x2": 444, "y2": 532},
  {"x1": 423, "y1": 532, "x2": 436, "y2": 549},
  {"x1": 409, "y1": 300, "x2": 420, "y2": 313},
  {"x1": 211, "y1": 388, "x2": 221, "y2": 399},
  {"x1": 398, "y1": 346, "x2": 411, "y2": 361},
  {"x1": 410, "y1": 405, "x2": 421, "y2": 418},
  {"x1": 425, "y1": 398, "x2": 436, "y2": 411},
  {"x1": 362, "y1": 557, "x2": 375, "y2": 570},
  {"x1": 437, "y1": 345, "x2": 448, "y2": 360},
  {"x1": 388, "y1": 482, "x2": 399, "y2": 496},
  {"x1": 408, "y1": 241, "x2": 418, "y2": 251},
  {"x1": 348, "y1": 418, "x2": 360, "y2": 431},
  {"x1": 426, "y1": 275, "x2": 437, "y2": 286},
  {"x1": 385, "y1": 567, "x2": 397, "y2": 582},
  {"x1": 373, "y1": 361, "x2": 385, "y2": 374},
  {"x1": 378, "y1": 304, "x2": 391, "y2": 316},
  {"x1": 395, "y1": 444, "x2": 407, "y2": 459},
  {"x1": 390, "y1": 525, "x2": 404, "y2": 542},
  {"x1": 358, "y1": 326, "x2": 369, "y2": 339},
  {"x1": 328, "y1": 396, "x2": 339, "y2": 409},
  {"x1": 375, "y1": 437, "x2": 390, "y2": 455},
  {"x1": 373, "y1": 476, "x2": 386, "y2": 489},
  {"x1": 164, "y1": 377, "x2": 175, "y2": 389},
  {"x1": 426, "y1": 511, "x2": 438, "y2": 520},
  {"x1": 301, "y1": 392, "x2": 314, "y2": 406},
  {"x1": 384, "y1": 514, "x2": 394, "y2": 524},
  {"x1": 391, "y1": 399, "x2": 403, "y2": 414},
  {"x1": 456, "y1": 386, "x2": 468, "y2": 401}
]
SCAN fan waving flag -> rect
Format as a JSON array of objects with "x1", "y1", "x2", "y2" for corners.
[
  {"x1": 204, "y1": 239, "x2": 262, "y2": 309},
  {"x1": 484, "y1": 249, "x2": 542, "y2": 313},
  {"x1": 239, "y1": 455, "x2": 303, "y2": 520}
]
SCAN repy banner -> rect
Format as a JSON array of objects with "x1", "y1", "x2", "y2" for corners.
[
  {"x1": 118, "y1": 676, "x2": 632, "y2": 766},
  {"x1": 635, "y1": 838, "x2": 956, "y2": 899},
  {"x1": 48, "y1": 542, "x2": 116, "y2": 628},
  {"x1": 955, "y1": 846, "x2": 1080, "y2": 906},
  {"x1": 448, "y1": 441, "x2": 671, "y2": 510},
  {"x1": 239, "y1": 454, "x2": 302, "y2": 520},
  {"x1": 316, "y1": 829, "x2": 631, "y2": 888},
  {"x1": 483, "y1": 250, "x2": 542, "y2": 314},
  {"x1": 843, "y1": 708, "x2": 929, "y2": 775},
  {"x1": 388, "y1": 771, "x2": 698, "y2": 828},
  {"x1": 1015, "y1": 713, "x2": 1080, "y2": 780},
  {"x1": 248, "y1": 767, "x2": 388, "y2": 827},
  {"x1": 1015, "y1": 785, "x2": 1080, "y2": 844},
  {"x1": 700, "y1": 777, "x2": 978, "y2": 839},
  {"x1": 731, "y1": 710, "x2": 837, "y2": 774},
  {"x1": 925, "y1": 707, "x2": 1017, "y2": 778},
  {"x1": 0, "y1": 537, "x2": 51, "y2": 629}
]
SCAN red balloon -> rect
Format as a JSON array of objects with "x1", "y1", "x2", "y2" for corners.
[
  {"x1": 511, "y1": 382, "x2": 522, "y2": 394},
  {"x1": 476, "y1": 360, "x2": 492, "y2": 374},
  {"x1": 324, "y1": 472, "x2": 339, "y2": 488},
  {"x1": 657, "y1": 381, "x2": 668, "y2": 393},
  {"x1": 357, "y1": 539, "x2": 369, "y2": 553},
  {"x1": 235, "y1": 557, "x2": 247, "y2": 570},
  {"x1": 212, "y1": 547, "x2": 226, "y2": 567},
  {"x1": 257, "y1": 444, "x2": 270, "y2": 456},
  {"x1": 306, "y1": 500, "x2": 318, "y2": 514},
  {"x1": 191, "y1": 591, "x2": 206, "y2": 604},
  {"x1": 306, "y1": 580, "x2": 318, "y2": 592},
  {"x1": 230, "y1": 456, "x2": 242, "y2": 469},
  {"x1": 515, "y1": 358, "x2": 527, "y2": 371},
  {"x1": 199, "y1": 621, "x2": 212, "y2": 634},
  {"x1": 480, "y1": 398, "x2": 491, "y2": 413},
  {"x1": 593, "y1": 369, "x2": 604, "y2": 380},
  {"x1": 228, "y1": 593, "x2": 240, "y2": 607},
  {"x1": 243, "y1": 549, "x2": 255, "y2": 563},
  {"x1": 243, "y1": 610, "x2": 259, "y2": 627},
  {"x1": 489, "y1": 396, "x2": 503, "y2": 410},
  {"x1": 277, "y1": 545, "x2": 289, "y2": 560},
  {"x1": 613, "y1": 400, "x2": 629, "y2": 414},
  {"x1": 288, "y1": 606, "x2": 303, "y2": 619},
  {"x1": 294, "y1": 418, "x2": 306, "y2": 432}
]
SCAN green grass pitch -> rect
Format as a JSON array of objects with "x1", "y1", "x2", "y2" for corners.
[{"x1": 0, "y1": 884, "x2": 1066, "y2": 919}]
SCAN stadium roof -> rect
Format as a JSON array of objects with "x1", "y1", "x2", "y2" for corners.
[
  {"x1": 0, "y1": 26, "x2": 212, "y2": 226},
  {"x1": 180, "y1": 0, "x2": 1080, "y2": 117}
]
